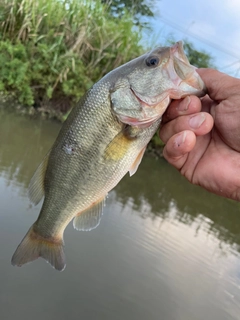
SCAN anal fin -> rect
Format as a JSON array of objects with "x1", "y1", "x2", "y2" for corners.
[{"x1": 73, "y1": 196, "x2": 106, "y2": 231}]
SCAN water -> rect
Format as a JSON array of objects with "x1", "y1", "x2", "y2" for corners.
[{"x1": 1, "y1": 109, "x2": 240, "y2": 320}]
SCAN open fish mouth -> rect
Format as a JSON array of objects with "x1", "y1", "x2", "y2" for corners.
[
  {"x1": 170, "y1": 41, "x2": 190, "y2": 65},
  {"x1": 170, "y1": 41, "x2": 207, "y2": 95}
]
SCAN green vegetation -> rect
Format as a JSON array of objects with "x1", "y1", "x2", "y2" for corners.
[
  {"x1": 183, "y1": 40, "x2": 215, "y2": 68},
  {"x1": 101, "y1": 0, "x2": 155, "y2": 26},
  {"x1": 0, "y1": 0, "x2": 142, "y2": 115}
]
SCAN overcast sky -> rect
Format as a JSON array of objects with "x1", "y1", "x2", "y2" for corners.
[{"x1": 141, "y1": 0, "x2": 240, "y2": 77}]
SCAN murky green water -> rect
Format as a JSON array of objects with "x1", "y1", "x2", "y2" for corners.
[{"x1": 1, "y1": 108, "x2": 240, "y2": 320}]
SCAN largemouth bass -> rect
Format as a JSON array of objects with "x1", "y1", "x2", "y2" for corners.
[{"x1": 12, "y1": 42, "x2": 205, "y2": 271}]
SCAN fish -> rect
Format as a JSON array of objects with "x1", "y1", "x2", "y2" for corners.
[{"x1": 11, "y1": 41, "x2": 206, "y2": 271}]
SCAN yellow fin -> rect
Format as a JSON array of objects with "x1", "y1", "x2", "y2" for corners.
[
  {"x1": 104, "y1": 126, "x2": 141, "y2": 161},
  {"x1": 129, "y1": 147, "x2": 146, "y2": 177},
  {"x1": 104, "y1": 132, "x2": 131, "y2": 161},
  {"x1": 73, "y1": 196, "x2": 106, "y2": 231},
  {"x1": 28, "y1": 151, "x2": 50, "y2": 205},
  {"x1": 11, "y1": 224, "x2": 65, "y2": 271}
]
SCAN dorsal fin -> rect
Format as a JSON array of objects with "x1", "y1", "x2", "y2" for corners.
[
  {"x1": 129, "y1": 147, "x2": 146, "y2": 177},
  {"x1": 28, "y1": 151, "x2": 51, "y2": 205},
  {"x1": 73, "y1": 196, "x2": 106, "y2": 231}
]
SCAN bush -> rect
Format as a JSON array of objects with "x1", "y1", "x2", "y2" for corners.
[
  {"x1": 0, "y1": 0, "x2": 143, "y2": 112},
  {"x1": 0, "y1": 40, "x2": 33, "y2": 105}
]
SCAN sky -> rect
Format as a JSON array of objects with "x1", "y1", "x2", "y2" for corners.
[{"x1": 141, "y1": 0, "x2": 240, "y2": 77}]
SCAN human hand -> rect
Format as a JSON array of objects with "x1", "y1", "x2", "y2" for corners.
[{"x1": 159, "y1": 68, "x2": 240, "y2": 201}]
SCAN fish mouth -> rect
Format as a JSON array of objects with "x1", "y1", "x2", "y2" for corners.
[{"x1": 170, "y1": 41, "x2": 207, "y2": 96}]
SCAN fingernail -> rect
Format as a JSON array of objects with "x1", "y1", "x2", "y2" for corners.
[
  {"x1": 189, "y1": 113, "x2": 205, "y2": 129},
  {"x1": 178, "y1": 96, "x2": 190, "y2": 111},
  {"x1": 174, "y1": 131, "x2": 187, "y2": 147}
]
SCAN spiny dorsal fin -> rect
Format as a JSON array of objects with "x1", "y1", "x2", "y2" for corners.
[
  {"x1": 129, "y1": 146, "x2": 146, "y2": 177},
  {"x1": 73, "y1": 196, "x2": 106, "y2": 231},
  {"x1": 28, "y1": 151, "x2": 51, "y2": 205}
]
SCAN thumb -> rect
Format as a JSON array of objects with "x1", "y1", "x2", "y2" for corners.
[{"x1": 197, "y1": 68, "x2": 240, "y2": 101}]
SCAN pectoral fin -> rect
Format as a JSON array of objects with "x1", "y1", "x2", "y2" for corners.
[
  {"x1": 28, "y1": 151, "x2": 50, "y2": 205},
  {"x1": 129, "y1": 147, "x2": 146, "y2": 177},
  {"x1": 104, "y1": 126, "x2": 141, "y2": 161},
  {"x1": 73, "y1": 196, "x2": 106, "y2": 231},
  {"x1": 104, "y1": 131, "x2": 131, "y2": 161}
]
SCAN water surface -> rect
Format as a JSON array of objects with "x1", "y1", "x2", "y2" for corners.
[{"x1": 1, "y1": 109, "x2": 240, "y2": 320}]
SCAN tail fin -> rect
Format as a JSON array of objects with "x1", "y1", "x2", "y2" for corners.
[{"x1": 11, "y1": 225, "x2": 66, "y2": 271}]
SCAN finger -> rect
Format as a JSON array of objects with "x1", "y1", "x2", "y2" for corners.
[
  {"x1": 162, "y1": 95, "x2": 202, "y2": 123},
  {"x1": 159, "y1": 112, "x2": 213, "y2": 143},
  {"x1": 162, "y1": 130, "x2": 196, "y2": 170},
  {"x1": 197, "y1": 68, "x2": 240, "y2": 101},
  {"x1": 201, "y1": 95, "x2": 218, "y2": 117}
]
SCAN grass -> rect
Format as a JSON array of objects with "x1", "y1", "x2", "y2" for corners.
[{"x1": 0, "y1": 0, "x2": 143, "y2": 115}]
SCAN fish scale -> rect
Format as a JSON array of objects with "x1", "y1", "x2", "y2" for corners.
[{"x1": 11, "y1": 42, "x2": 206, "y2": 271}]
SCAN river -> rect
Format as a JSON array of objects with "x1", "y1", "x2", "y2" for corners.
[{"x1": 0, "y1": 108, "x2": 240, "y2": 320}]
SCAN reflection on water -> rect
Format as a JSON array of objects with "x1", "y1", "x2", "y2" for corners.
[
  {"x1": 115, "y1": 159, "x2": 240, "y2": 254},
  {"x1": 0, "y1": 109, "x2": 60, "y2": 192},
  {"x1": 0, "y1": 108, "x2": 240, "y2": 320}
]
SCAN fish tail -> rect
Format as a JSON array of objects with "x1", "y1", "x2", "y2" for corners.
[{"x1": 11, "y1": 225, "x2": 66, "y2": 271}]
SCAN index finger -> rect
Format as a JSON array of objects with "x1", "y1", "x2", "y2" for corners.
[{"x1": 162, "y1": 95, "x2": 202, "y2": 124}]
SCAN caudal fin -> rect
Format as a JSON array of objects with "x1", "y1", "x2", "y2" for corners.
[{"x1": 11, "y1": 225, "x2": 66, "y2": 271}]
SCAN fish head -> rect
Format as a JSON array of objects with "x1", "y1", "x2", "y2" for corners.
[{"x1": 109, "y1": 41, "x2": 206, "y2": 127}]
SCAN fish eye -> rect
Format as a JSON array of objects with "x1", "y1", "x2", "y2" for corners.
[{"x1": 145, "y1": 56, "x2": 159, "y2": 67}]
